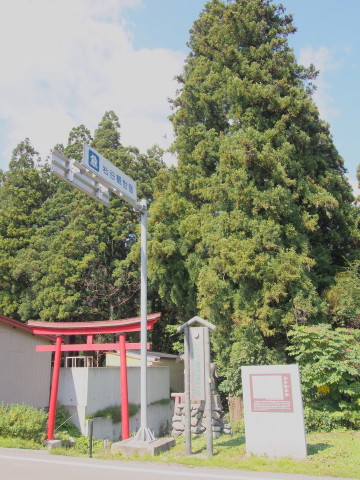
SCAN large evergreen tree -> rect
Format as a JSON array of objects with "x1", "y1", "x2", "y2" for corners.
[
  {"x1": 148, "y1": 0, "x2": 359, "y2": 392},
  {"x1": 0, "y1": 139, "x2": 53, "y2": 318}
]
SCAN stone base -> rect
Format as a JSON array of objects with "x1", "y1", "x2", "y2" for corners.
[
  {"x1": 172, "y1": 398, "x2": 232, "y2": 438},
  {"x1": 111, "y1": 437, "x2": 175, "y2": 457},
  {"x1": 46, "y1": 440, "x2": 62, "y2": 450}
]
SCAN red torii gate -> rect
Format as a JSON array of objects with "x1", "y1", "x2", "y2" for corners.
[{"x1": 28, "y1": 313, "x2": 160, "y2": 441}]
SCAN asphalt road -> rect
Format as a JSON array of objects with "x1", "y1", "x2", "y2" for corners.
[{"x1": 0, "y1": 448, "x2": 356, "y2": 480}]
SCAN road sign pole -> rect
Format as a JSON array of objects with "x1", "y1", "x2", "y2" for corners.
[
  {"x1": 140, "y1": 199, "x2": 148, "y2": 435},
  {"x1": 134, "y1": 198, "x2": 155, "y2": 443},
  {"x1": 184, "y1": 326, "x2": 191, "y2": 455}
]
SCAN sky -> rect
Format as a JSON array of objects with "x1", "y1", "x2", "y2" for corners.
[{"x1": 0, "y1": 0, "x2": 359, "y2": 196}]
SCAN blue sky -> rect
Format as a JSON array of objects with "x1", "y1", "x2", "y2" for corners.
[{"x1": 0, "y1": 0, "x2": 359, "y2": 195}]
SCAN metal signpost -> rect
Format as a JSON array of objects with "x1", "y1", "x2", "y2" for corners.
[{"x1": 50, "y1": 143, "x2": 154, "y2": 443}]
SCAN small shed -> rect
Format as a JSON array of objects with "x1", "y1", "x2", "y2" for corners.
[{"x1": 0, "y1": 314, "x2": 53, "y2": 408}]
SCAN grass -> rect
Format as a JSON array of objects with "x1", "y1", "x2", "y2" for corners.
[
  {"x1": 0, "y1": 436, "x2": 46, "y2": 450},
  {"x1": 1, "y1": 430, "x2": 359, "y2": 478},
  {"x1": 146, "y1": 430, "x2": 360, "y2": 479}
]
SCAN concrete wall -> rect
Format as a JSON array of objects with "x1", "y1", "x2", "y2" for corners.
[
  {"x1": 58, "y1": 366, "x2": 173, "y2": 440},
  {"x1": 106, "y1": 353, "x2": 185, "y2": 393},
  {"x1": 0, "y1": 322, "x2": 52, "y2": 408}
]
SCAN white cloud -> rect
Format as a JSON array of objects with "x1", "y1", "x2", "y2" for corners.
[
  {"x1": 0, "y1": 0, "x2": 182, "y2": 170},
  {"x1": 299, "y1": 45, "x2": 341, "y2": 120}
]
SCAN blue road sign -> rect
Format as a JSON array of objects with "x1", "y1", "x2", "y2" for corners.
[{"x1": 82, "y1": 143, "x2": 137, "y2": 207}]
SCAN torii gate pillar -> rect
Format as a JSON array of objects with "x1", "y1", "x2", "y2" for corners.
[{"x1": 47, "y1": 336, "x2": 63, "y2": 440}]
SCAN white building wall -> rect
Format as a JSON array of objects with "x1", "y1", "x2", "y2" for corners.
[{"x1": 0, "y1": 323, "x2": 52, "y2": 408}]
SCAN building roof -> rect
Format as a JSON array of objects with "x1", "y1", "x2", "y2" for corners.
[{"x1": 0, "y1": 314, "x2": 55, "y2": 342}]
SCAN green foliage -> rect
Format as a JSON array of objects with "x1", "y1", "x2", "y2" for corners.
[
  {"x1": 218, "y1": 324, "x2": 286, "y2": 395},
  {"x1": 55, "y1": 404, "x2": 81, "y2": 438},
  {"x1": 149, "y1": 0, "x2": 358, "y2": 394},
  {"x1": 287, "y1": 325, "x2": 360, "y2": 430},
  {"x1": 50, "y1": 435, "x2": 103, "y2": 455},
  {"x1": 230, "y1": 418, "x2": 245, "y2": 435},
  {"x1": 0, "y1": 139, "x2": 53, "y2": 319},
  {"x1": 0, "y1": 111, "x2": 165, "y2": 323},
  {"x1": 0, "y1": 436, "x2": 45, "y2": 449},
  {"x1": 326, "y1": 260, "x2": 360, "y2": 328},
  {"x1": 0, "y1": 403, "x2": 47, "y2": 442},
  {"x1": 86, "y1": 403, "x2": 140, "y2": 423}
]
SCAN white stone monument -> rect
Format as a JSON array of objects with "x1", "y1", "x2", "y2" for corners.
[{"x1": 242, "y1": 364, "x2": 307, "y2": 459}]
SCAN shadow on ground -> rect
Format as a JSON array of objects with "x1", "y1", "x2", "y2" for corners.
[
  {"x1": 307, "y1": 443, "x2": 332, "y2": 455},
  {"x1": 191, "y1": 435, "x2": 246, "y2": 455}
]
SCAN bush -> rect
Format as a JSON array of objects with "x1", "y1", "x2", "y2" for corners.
[
  {"x1": 304, "y1": 407, "x2": 341, "y2": 432},
  {"x1": 326, "y1": 260, "x2": 360, "y2": 328},
  {"x1": 303, "y1": 406, "x2": 360, "y2": 432},
  {"x1": 55, "y1": 404, "x2": 81, "y2": 438},
  {"x1": 0, "y1": 403, "x2": 47, "y2": 442},
  {"x1": 71, "y1": 435, "x2": 103, "y2": 455},
  {"x1": 231, "y1": 418, "x2": 245, "y2": 435},
  {"x1": 287, "y1": 325, "x2": 360, "y2": 431}
]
